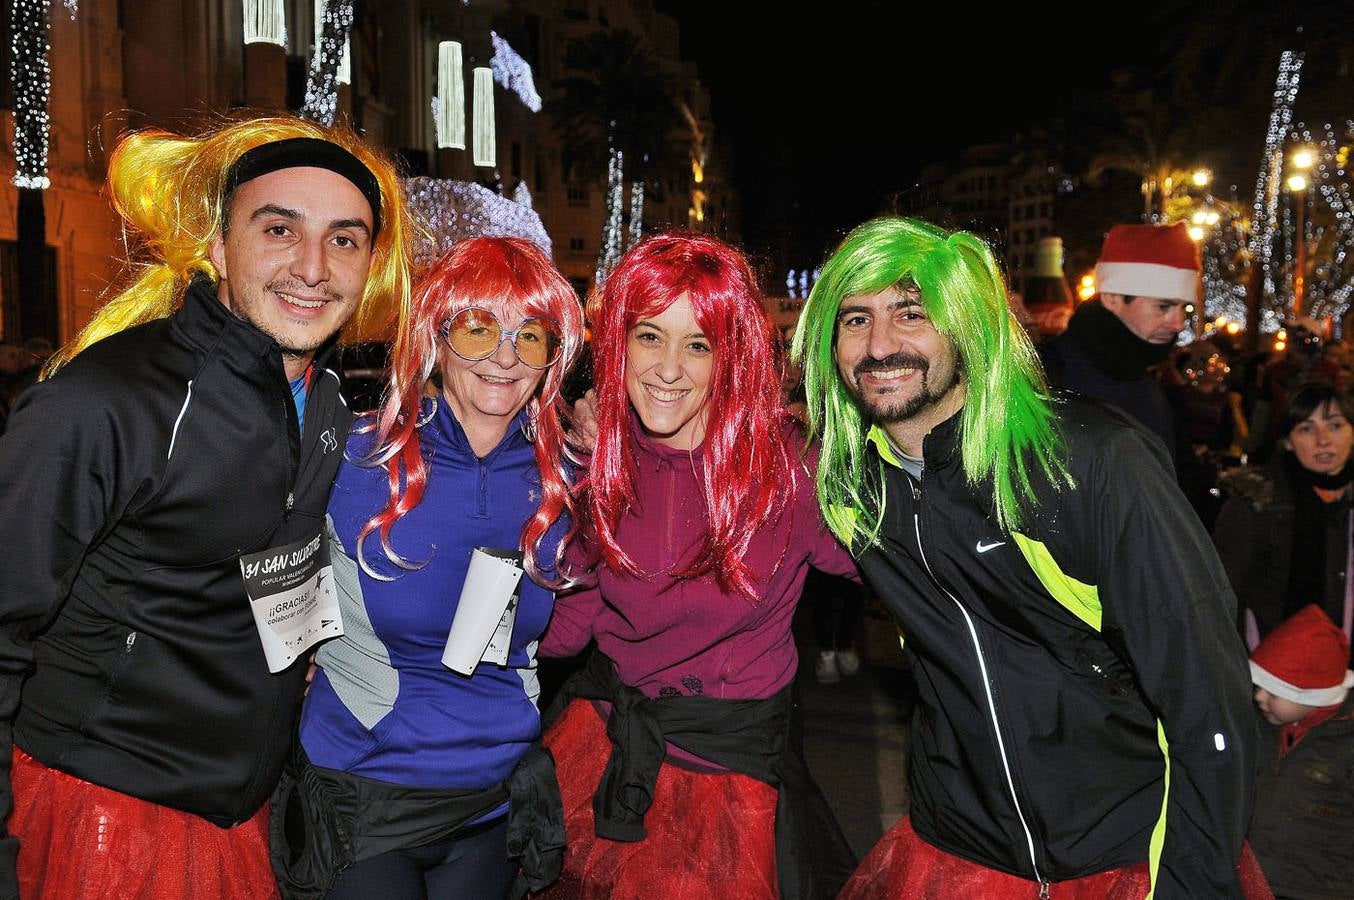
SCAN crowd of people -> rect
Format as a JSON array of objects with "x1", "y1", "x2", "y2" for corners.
[{"x1": 0, "y1": 114, "x2": 1348, "y2": 900}]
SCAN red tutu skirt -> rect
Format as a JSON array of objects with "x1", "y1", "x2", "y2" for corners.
[
  {"x1": 534, "y1": 699, "x2": 779, "y2": 899},
  {"x1": 840, "y1": 816, "x2": 1273, "y2": 899},
  {"x1": 10, "y1": 747, "x2": 279, "y2": 899}
]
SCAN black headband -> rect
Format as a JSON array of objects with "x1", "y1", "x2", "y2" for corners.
[{"x1": 224, "y1": 137, "x2": 383, "y2": 238}]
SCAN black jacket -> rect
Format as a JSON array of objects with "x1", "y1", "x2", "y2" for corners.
[
  {"x1": 1212, "y1": 458, "x2": 1352, "y2": 653},
  {"x1": 1043, "y1": 299, "x2": 1176, "y2": 455},
  {"x1": 0, "y1": 280, "x2": 351, "y2": 890},
  {"x1": 856, "y1": 397, "x2": 1255, "y2": 897},
  {"x1": 1249, "y1": 698, "x2": 1354, "y2": 900}
]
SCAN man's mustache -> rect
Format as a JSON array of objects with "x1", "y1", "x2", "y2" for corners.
[
  {"x1": 854, "y1": 353, "x2": 929, "y2": 379},
  {"x1": 266, "y1": 280, "x2": 343, "y2": 302}
]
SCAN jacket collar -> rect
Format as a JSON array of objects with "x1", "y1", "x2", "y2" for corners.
[
  {"x1": 429, "y1": 396, "x2": 532, "y2": 462},
  {"x1": 629, "y1": 410, "x2": 706, "y2": 467},
  {"x1": 173, "y1": 276, "x2": 341, "y2": 371},
  {"x1": 1061, "y1": 299, "x2": 1173, "y2": 378},
  {"x1": 865, "y1": 411, "x2": 963, "y2": 471}
]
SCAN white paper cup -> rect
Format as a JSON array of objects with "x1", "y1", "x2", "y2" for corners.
[{"x1": 442, "y1": 548, "x2": 524, "y2": 675}]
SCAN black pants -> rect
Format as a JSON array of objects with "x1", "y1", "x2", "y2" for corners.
[{"x1": 324, "y1": 817, "x2": 515, "y2": 900}]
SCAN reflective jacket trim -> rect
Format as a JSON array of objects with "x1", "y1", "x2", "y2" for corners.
[
  {"x1": 1147, "y1": 721, "x2": 1171, "y2": 900},
  {"x1": 1010, "y1": 532, "x2": 1102, "y2": 632}
]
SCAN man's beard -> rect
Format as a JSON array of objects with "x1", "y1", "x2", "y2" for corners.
[{"x1": 851, "y1": 352, "x2": 958, "y2": 423}]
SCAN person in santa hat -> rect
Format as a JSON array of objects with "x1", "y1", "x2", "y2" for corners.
[
  {"x1": 1248, "y1": 604, "x2": 1354, "y2": 899},
  {"x1": 1044, "y1": 223, "x2": 1199, "y2": 463}
]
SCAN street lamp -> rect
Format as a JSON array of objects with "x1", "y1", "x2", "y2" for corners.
[{"x1": 1077, "y1": 273, "x2": 1096, "y2": 301}]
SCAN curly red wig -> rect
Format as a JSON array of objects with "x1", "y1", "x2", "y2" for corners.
[
  {"x1": 586, "y1": 232, "x2": 792, "y2": 599},
  {"x1": 359, "y1": 237, "x2": 583, "y2": 586}
]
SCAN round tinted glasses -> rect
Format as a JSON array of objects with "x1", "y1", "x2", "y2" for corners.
[{"x1": 439, "y1": 307, "x2": 564, "y2": 370}]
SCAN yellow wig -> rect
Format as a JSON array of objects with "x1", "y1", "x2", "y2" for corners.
[{"x1": 47, "y1": 116, "x2": 413, "y2": 373}]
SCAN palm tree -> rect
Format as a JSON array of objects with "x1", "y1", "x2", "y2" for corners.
[
  {"x1": 1085, "y1": 99, "x2": 1205, "y2": 224},
  {"x1": 549, "y1": 30, "x2": 680, "y2": 283}
]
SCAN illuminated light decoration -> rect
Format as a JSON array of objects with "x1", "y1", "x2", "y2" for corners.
[
  {"x1": 1280, "y1": 120, "x2": 1354, "y2": 323},
  {"x1": 60, "y1": 0, "x2": 74, "y2": 18},
  {"x1": 403, "y1": 177, "x2": 553, "y2": 271},
  {"x1": 434, "y1": 41, "x2": 466, "y2": 150},
  {"x1": 596, "y1": 145, "x2": 625, "y2": 286},
  {"x1": 1197, "y1": 198, "x2": 1250, "y2": 332},
  {"x1": 512, "y1": 181, "x2": 533, "y2": 210},
  {"x1": 1248, "y1": 50, "x2": 1303, "y2": 311},
  {"x1": 489, "y1": 31, "x2": 541, "y2": 113},
  {"x1": 786, "y1": 269, "x2": 798, "y2": 298},
  {"x1": 300, "y1": 0, "x2": 353, "y2": 126},
  {"x1": 628, "y1": 180, "x2": 644, "y2": 247},
  {"x1": 313, "y1": 0, "x2": 349, "y2": 85},
  {"x1": 242, "y1": 0, "x2": 286, "y2": 46},
  {"x1": 11, "y1": 0, "x2": 53, "y2": 189},
  {"x1": 471, "y1": 67, "x2": 496, "y2": 167},
  {"x1": 798, "y1": 270, "x2": 809, "y2": 299}
]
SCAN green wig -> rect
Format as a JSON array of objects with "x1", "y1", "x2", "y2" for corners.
[{"x1": 790, "y1": 216, "x2": 1070, "y2": 549}]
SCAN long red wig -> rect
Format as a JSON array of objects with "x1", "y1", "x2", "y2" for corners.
[
  {"x1": 358, "y1": 237, "x2": 584, "y2": 586},
  {"x1": 586, "y1": 232, "x2": 792, "y2": 599}
]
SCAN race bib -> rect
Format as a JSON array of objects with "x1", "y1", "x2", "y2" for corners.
[{"x1": 239, "y1": 532, "x2": 344, "y2": 673}]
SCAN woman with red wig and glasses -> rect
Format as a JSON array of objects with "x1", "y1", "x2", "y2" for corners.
[
  {"x1": 537, "y1": 233, "x2": 858, "y2": 899},
  {"x1": 275, "y1": 238, "x2": 583, "y2": 898}
]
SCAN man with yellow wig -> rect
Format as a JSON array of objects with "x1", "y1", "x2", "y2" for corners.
[{"x1": 0, "y1": 117, "x2": 411, "y2": 898}]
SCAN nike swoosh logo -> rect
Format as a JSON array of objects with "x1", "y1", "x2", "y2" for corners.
[{"x1": 976, "y1": 540, "x2": 1006, "y2": 554}]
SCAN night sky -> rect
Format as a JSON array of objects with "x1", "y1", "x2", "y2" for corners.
[{"x1": 652, "y1": 0, "x2": 1352, "y2": 268}]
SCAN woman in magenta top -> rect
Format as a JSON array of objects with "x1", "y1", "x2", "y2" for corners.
[{"x1": 538, "y1": 233, "x2": 857, "y2": 899}]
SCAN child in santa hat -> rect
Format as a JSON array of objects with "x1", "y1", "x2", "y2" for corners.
[{"x1": 1248, "y1": 604, "x2": 1354, "y2": 899}]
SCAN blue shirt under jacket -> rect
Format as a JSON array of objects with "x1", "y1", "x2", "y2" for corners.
[{"x1": 300, "y1": 398, "x2": 564, "y2": 790}]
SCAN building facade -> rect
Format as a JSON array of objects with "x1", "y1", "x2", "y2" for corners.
[{"x1": 0, "y1": 0, "x2": 726, "y2": 343}]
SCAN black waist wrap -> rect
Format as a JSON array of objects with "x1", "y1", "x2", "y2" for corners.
[
  {"x1": 544, "y1": 650, "x2": 856, "y2": 900},
  {"x1": 269, "y1": 741, "x2": 565, "y2": 899}
]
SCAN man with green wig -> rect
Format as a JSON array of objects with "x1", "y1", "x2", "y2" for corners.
[{"x1": 791, "y1": 217, "x2": 1263, "y2": 898}]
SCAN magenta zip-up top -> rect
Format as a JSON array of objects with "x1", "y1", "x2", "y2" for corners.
[{"x1": 540, "y1": 418, "x2": 857, "y2": 701}]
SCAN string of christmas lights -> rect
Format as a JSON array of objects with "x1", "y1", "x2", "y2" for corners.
[
  {"x1": 783, "y1": 268, "x2": 821, "y2": 299},
  {"x1": 512, "y1": 181, "x2": 533, "y2": 210},
  {"x1": 404, "y1": 177, "x2": 552, "y2": 271},
  {"x1": 11, "y1": 0, "x2": 53, "y2": 190},
  {"x1": 628, "y1": 180, "x2": 644, "y2": 247},
  {"x1": 1283, "y1": 121, "x2": 1354, "y2": 322},
  {"x1": 60, "y1": 0, "x2": 74, "y2": 19},
  {"x1": 313, "y1": 0, "x2": 349, "y2": 85},
  {"x1": 1199, "y1": 206, "x2": 1249, "y2": 330},
  {"x1": 596, "y1": 145, "x2": 625, "y2": 286},
  {"x1": 489, "y1": 31, "x2": 541, "y2": 113},
  {"x1": 1247, "y1": 50, "x2": 1303, "y2": 309},
  {"x1": 300, "y1": 0, "x2": 353, "y2": 126}
]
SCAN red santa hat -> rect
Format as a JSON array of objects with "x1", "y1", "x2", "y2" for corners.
[
  {"x1": 1250, "y1": 605, "x2": 1354, "y2": 707},
  {"x1": 1094, "y1": 223, "x2": 1200, "y2": 303}
]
